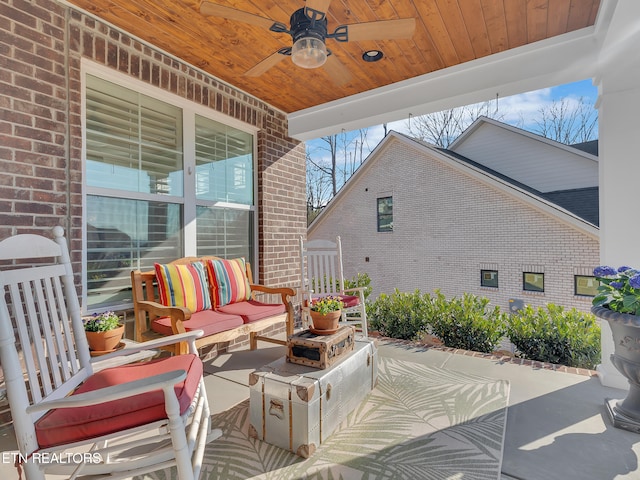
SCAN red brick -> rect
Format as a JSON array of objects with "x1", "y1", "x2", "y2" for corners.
[{"x1": 3, "y1": 4, "x2": 305, "y2": 306}]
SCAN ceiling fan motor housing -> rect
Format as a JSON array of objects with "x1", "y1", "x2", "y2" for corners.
[
  {"x1": 290, "y1": 8, "x2": 328, "y2": 43},
  {"x1": 289, "y1": 8, "x2": 329, "y2": 68}
]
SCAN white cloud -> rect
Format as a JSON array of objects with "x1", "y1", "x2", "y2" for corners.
[{"x1": 498, "y1": 88, "x2": 554, "y2": 125}]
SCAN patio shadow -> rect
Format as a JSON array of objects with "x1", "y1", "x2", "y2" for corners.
[
  {"x1": 376, "y1": 339, "x2": 640, "y2": 480},
  {"x1": 503, "y1": 380, "x2": 639, "y2": 480}
]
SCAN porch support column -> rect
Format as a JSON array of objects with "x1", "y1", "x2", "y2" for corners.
[{"x1": 595, "y1": 2, "x2": 640, "y2": 388}]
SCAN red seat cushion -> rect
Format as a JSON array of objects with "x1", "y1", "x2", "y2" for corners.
[
  {"x1": 217, "y1": 300, "x2": 287, "y2": 324},
  {"x1": 311, "y1": 294, "x2": 360, "y2": 309},
  {"x1": 151, "y1": 309, "x2": 244, "y2": 337},
  {"x1": 35, "y1": 354, "x2": 202, "y2": 448}
]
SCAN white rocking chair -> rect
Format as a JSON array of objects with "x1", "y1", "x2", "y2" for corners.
[
  {"x1": 299, "y1": 236, "x2": 368, "y2": 337},
  {"x1": 0, "y1": 227, "x2": 220, "y2": 480}
]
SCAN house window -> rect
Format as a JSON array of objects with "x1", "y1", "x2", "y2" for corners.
[
  {"x1": 84, "y1": 73, "x2": 255, "y2": 311},
  {"x1": 575, "y1": 275, "x2": 599, "y2": 297},
  {"x1": 377, "y1": 196, "x2": 393, "y2": 232},
  {"x1": 523, "y1": 272, "x2": 544, "y2": 292},
  {"x1": 481, "y1": 270, "x2": 498, "y2": 288}
]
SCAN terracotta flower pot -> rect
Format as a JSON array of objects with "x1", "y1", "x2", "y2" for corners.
[
  {"x1": 309, "y1": 310, "x2": 341, "y2": 332},
  {"x1": 85, "y1": 324, "x2": 125, "y2": 352}
]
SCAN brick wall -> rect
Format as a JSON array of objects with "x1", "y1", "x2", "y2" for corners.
[
  {"x1": 1, "y1": 0, "x2": 306, "y2": 291},
  {"x1": 309, "y1": 136, "x2": 600, "y2": 313},
  {"x1": 0, "y1": 0, "x2": 70, "y2": 239}
]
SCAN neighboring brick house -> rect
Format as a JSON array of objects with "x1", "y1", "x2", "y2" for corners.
[
  {"x1": 1, "y1": 2, "x2": 306, "y2": 335},
  {"x1": 308, "y1": 120, "x2": 600, "y2": 314}
]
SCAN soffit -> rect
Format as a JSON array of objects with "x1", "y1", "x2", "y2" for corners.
[{"x1": 64, "y1": 0, "x2": 600, "y2": 114}]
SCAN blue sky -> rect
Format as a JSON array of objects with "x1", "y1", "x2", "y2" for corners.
[
  {"x1": 306, "y1": 78, "x2": 599, "y2": 163},
  {"x1": 551, "y1": 79, "x2": 597, "y2": 102}
]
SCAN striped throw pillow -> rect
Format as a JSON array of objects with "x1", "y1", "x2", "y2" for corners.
[
  {"x1": 154, "y1": 261, "x2": 212, "y2": 313},
  {"x1": 207, "y1": 258, "x2": 251, "y2": 308}
]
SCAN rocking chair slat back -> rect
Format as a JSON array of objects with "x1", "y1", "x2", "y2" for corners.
[
  {"x1": 0, "y1": 229, "x2": 89, "y2": 423},
  {"x1": 0, "y1": 227, "x2": 217, "y2": 479},
  {"x1": 303, "y1": 241, "x2": 343, "y2": 296},
  {"x1": 299, "y1": 236, "x2": 368, "y2": 337}
]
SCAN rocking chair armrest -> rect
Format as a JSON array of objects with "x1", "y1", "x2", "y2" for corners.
[
  {"x1": 90, "y1": 331, "x2": 205, "y2": 363},
  {"x1": 27, "y1": 370, "x2": 188, "y2": 413},
  {"x1": 250, "y1": 284, "x2": 296, "y2": 304},
  {"x1": 342, "y1": 286, "x2": 367, "y2": 299}
]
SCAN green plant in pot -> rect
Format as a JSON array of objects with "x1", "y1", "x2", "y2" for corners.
[
  {"x1": 592, "y1": 265, "x2": 640, "y2": 433},
  {"x1": 83, "y1": 311, "x2": 124, "y2": 353},
  {"x1": 309, "y1": 296, "x2": 344, "y2": 334}
]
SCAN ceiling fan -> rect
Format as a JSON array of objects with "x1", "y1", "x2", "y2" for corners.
[{"x1": 200, "y1": 0, "x2": 416, "y2": 83}]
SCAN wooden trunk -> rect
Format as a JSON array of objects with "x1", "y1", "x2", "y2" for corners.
[
  {"x1": 249, "y1": 339, "x2": 378, "y2": 457},
  {"x1": 287, "y1": 325, "x2": 355, "y2": 369}
]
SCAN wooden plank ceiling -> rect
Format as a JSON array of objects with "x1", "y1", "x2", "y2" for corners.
[{"x1": 67, "y1": 0, "x2": 600, "y2": 114}]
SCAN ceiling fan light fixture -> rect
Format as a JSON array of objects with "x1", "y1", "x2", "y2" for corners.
[{"x1": 291, "y1": 36, "x2": 327, "y2": 69}]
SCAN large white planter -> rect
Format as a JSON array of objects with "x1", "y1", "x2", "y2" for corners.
[{"x1": 593, "y1": 306, "x2": 640, "y2": 433}]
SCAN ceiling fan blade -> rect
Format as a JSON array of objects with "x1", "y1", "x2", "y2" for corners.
[
  {"x1": 304, "y1": 0, "x2": 332, "y2": 19},
  {"x1": 244, "y1": 50, "x2": 289, "y2": 77},
  {"x1": 339, "y1": 18, "x2": 416, "y2": 42},
  {"x1": 200, "y1": 2, "x2": 279, "y2": 30},
  {"x1": 322, "y1": 55, "x2": 352, "y2": 86}
]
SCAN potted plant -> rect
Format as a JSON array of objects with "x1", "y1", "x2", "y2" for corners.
[
  {"x1": 592, "y1": 265, "x2": 640, "y2": 432},
  {"x1": 83, "y1": 311, "x2": 125, "y2": 353},
  {"x1": 309, "y1": 296, "x2": 344, "y2": 334}
]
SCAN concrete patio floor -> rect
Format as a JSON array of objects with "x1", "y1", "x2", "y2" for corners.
[
  {"x1": 1, "y1": 336, "x2": 639, "y2": 479},
  {"x1": 204, "y1": 337, "x2": 640, "y2": 480}
]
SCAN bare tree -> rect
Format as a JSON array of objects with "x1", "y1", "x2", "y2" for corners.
[
  {"x1": 532, "y1": 97, "x2": 597, "y2": 144},
  {"x1": 305, "y1": 94, "x2": 598, "y2": 224},
  {"x1": 307, "y1": 134, "x2": 339, "y2": 197},
  {"x1": 306, "y1": 128, "x2": 371, "y2": 223},
  {"x1": 306, "y1": 152, "x2": 332, "y2": 225},
  {"x1": 344, "y1": 129, "x2": 370, "y2": 180},
  {"x1": 406, "y1": 100, "x2": 502, "y2": 148}
]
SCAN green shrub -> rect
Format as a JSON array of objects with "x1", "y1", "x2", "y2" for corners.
[
  {"x1": 506, "y1": 304, "x2": 601, "y2": 369},
  {"x1": 428, "y1": 291, "x2": 506, "y2": 353},
  {"x1": 344, "y1": 272, "x2": 373, "y2": 301},
  {"x1": 368, "y1": 288, "x2": 599, "y2": 368},
  {"x1": 368, "y1": 289, "x2": 431, "y2": 340}
]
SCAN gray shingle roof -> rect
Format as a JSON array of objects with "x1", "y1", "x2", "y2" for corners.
[
  {"x1": 570, "y1": 140, "x2": 599, "y2": 156},
  {"x1": 541, "y1": 187, "x2": 599, "y2": 226}
]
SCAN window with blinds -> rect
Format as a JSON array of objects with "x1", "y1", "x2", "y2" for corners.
[
  {"x1": 84, "y1": 73, "x2": 255, "y2": 311},
  {"x1": 86, "y1": 76, "x2": 184, "y2": 195},
  {"x1": 195, "y1": 114, "x2": 253, "y2": 204}
]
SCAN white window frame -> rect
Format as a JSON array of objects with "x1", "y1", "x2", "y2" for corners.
[{"x1": 80, "y1": 60, "x2": 259, "y2": 313}]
